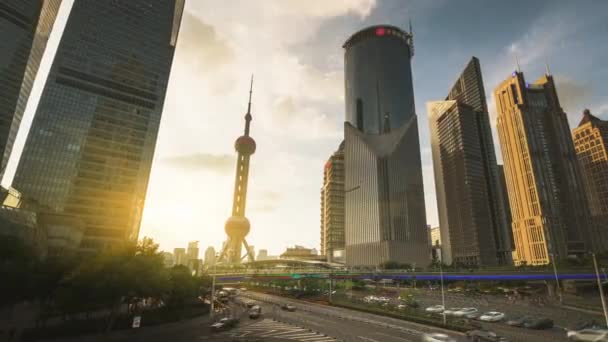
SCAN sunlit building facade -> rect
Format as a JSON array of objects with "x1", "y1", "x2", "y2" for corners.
[
  {"x1": 320, "y1": 141, "x2": 345, "y2": 263},
  {"x1": 12, "y1": 0, "x2": 185, "y2": 253},
  {"x1": 0, "y1": 0, "x2": 62, "y2": 178},
  {"x1": 573, "y1": 109, "x2": 608, "y2": 252},
  {"x1": 428, "y1": 57, "x2": 511, "y2": 266},
  {"x1": 495, "y1": 70, "x2": 591, "y2": 265},
  {"x1": 343, "y1": 25, "x2": 429, "y2": 267}
]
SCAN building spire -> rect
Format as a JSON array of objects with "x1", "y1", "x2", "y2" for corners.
[
  {"x1": 515, "y1": 55, "x2": 521, "y2": 72},
  {"x1": 545, "y1": 62, "x2": 551, "y2": 76},
  {"x1": 244, "y1": 74, "x2": 253, "y2": 136}
]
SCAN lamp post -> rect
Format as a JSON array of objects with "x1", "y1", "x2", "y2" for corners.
[
  {"x1": 591, "y1": 252, "x2": 608, "y2": 327},
  {"x1": 436, "y1": 249, "x2": 446, "y2": 325},
  {"x1": 549, "y1": 253, "x2": 562, "y2": 304}
]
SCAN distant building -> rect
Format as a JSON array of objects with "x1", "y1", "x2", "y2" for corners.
[
  {"x1": 280, "y1": 245, "x2": 325, "y2": 261},
  {"x1": 187, "y1": 241, "x2": 199, "y2": 261},
  {"x1": 0, "y1": 0, "x2": 62, "y2": 179},
  {"x1": 11, "y1": 0, "x2": 185, "y2": 254},
  {"x1": 343, "y1": 25, "x2": 429, "y2": 267},
  {"x1": 428, "y1": 57, "x2": 510, "y2": 267},
  {"x1": 495, "y1": 69, "x2": 591, "y2": 265},
  {"x1": 430, "y1": 227, "x2": 441, "y2": 247},
  {"x1": 162, "y1": 252, "x2": 174, "y2": 268},
  {"x1": 204, "y1": 246, "x2": 216, "y2": 268},
  {"x1": 257, "y1": 249, "x2": 268, "y2": 260},
  {"x1": 174, "y1": 248, "x2": 186, "y2": 266},
  {"x1": 320, "y1": 142, "x2": 345, "y2": 262},
  {"x1": 573, "y1": 109, "x2": 608, "y2": 252}
]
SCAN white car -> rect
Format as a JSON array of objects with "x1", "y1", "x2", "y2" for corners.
[
  {"x1": 442, "y1": 307, "x2": 463, "y2": 316},
  {"x1": 453, "y1": 307, "x2": 478, "y2": 317},
  {"x1": 422, "y1": 333, "x2": 457, "y2": 342},
  {"x1": 479, "y1": 311, "x2": 505, "y2": 322},
  {"x1": 567, "y1": 329, "x2": 608, "y2": 341},
  {"x1": 425, "y1": 305, "x2": 445, "y2": 313}
]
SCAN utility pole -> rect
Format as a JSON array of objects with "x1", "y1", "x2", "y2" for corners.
[
  {"x1": 592, "y1": 252, "x2": 608, "y2": 327},
  {"x1": 440, "y1": 260, "x2": 446, "y2": 325},
  {"x1": 549, "y1": 253, "x2": 562, "y2": 303}
]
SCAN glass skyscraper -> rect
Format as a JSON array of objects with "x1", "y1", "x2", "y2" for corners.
[
  {"x1": 428, "y1": 57, "x2": 512, "y2": 266},
  {"x1": 12, "y1": 0, "x2": 185, "y2": 252},
  {"x1": 0, "y1": 0, "x2": 62, "y2": 178},
  {"x1": 343, "y1": 25, "x2": 429, "y2": 267}
]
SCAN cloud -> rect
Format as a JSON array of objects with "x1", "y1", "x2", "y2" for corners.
[
  {"x1": 162, "y1": 153, "x2": 234, "y2": 173},
  {"x1": 555, "y1": 76, "x2": 592, "y2": 116},
  {"x1": 268, "y1": 0, "x2": 376, "y2": 19},
  {"x1": 178, "y1": 13, "x2": 234, "y2": 70}
]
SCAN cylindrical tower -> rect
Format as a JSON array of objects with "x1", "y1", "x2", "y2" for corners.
[{"x1": 343, "y1": 25, "x2": 415, "y2": 134}]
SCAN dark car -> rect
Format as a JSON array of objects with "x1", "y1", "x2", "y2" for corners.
[
  {"x1": 466, "y1": 330, "x2": 509, "y2": 342},
  {"x1": 505, "y1": 316, "x2": 533, "y2": 327},
  {"x1": 249, "y1": 310, "x2": 261, "y2": 319},
  {"x1": 523, "y1": 318, "x2": 553, "y2": 330},
  {"x1": 210, "y1": 317, "x2": 238, "y2": 332}
]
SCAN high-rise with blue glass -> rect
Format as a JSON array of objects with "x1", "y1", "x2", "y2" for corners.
[
  {"x1": 12, "y1": 0, "x2": 185, "y2": 252},
  {"x1": 343, "y1": 25, "x2": 429, "y2": 267}
]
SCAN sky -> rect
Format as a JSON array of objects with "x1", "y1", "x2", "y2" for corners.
[{"x1": 5, "y1": 0, "x2": 608, "y2": 257}]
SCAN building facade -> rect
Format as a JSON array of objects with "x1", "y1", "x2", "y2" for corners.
[
  {"x1": 320, "y1": 141, "x2": 345, "y2": 262},
  {"x1": 430, "y1": 226, "x2": 441, "y2": 247},
  {"x1": 495, "y1": 70, "x2": 591, "y2": 265},
  {"x1": 427, "y1": 57, "x2": 511, "y2": 266},
  {"x1": 572, "y1": 109, "x2": 608, "y2": 252},
  {"x1": 173, "y1": 247, "x2": 186, "y2": 266},
  {"x1": 343, "y1": 25, "x2": 429, "y2": 267},
  {"x1": 0, "y1": 0, "x2": 62, "y2": 179},
  {"x1": 204, "y1": 246, "x2": 216, "y2": 268},
  {"x1": 11, "y1": 0, "x2": 185, "y2": 253}
]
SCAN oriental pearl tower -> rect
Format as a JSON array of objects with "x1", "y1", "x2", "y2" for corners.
[{"x1": 217, "y1": 76, "x2": 257, "y2": 264}]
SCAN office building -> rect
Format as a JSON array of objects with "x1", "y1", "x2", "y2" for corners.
[
  {"x1": 497, "y1": 165, "x2": 513, "y2": 245},
  {"x1": 430, "y1": 226, "x2": 441, "y2": 247},
  {"x1": 573, "y1": 109, "x2": 608, "y2": 252},
  {"x1": 173, "y1": 247, "x2": 186, "y2": 266},
  {"x1": 280, "y1": 245, "x2": 325, "y2": 261},
  {"x1": 0, "y1": 0, "x2": 62, "y2": 178},
  {"x1": 162, "y1": 252, "x2": 174, "y2": 268},
  {"x1": 11, "y1": 0, "x2": 185, "y2": 253},
  {"x1": 204, "y1": 246, "x2": 216, "y2": 268},
  {"x1": 495, "y1": 69, "x2": 591, "y2": 265},
  {"x1": 320, "y1": 141, "x2": 345, "y2": 262},
  {"x1": 427, "y1": 57, "x2": 511, "y2": 266},
  {"x1": 187, "y1": 240, "x2": 199, "y2": 261},
  {"x1": 342, "y1": 25, "x2": 429, "y2": 267}
]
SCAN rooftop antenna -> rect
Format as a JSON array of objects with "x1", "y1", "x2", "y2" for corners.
[
  {"x1": 545, "y1": 62, "x2": 551, "y2": 76},
  {"x1": 515, "y1": 55, "x2": 521, "y2": 72},
  {"x1": 408, "y1": 18, "x2": 415, "y2": 57},
  {"x1": 244, "y1": 74, "x2": 253, "y2": 136}
]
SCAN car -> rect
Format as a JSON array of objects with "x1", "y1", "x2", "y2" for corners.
[
  {"x1": 453, "y1": 308, "x2": 478, "y2": 317},
  {"x1": 240, "y1": 287, "x2": 247, "y2": 291},
  {"x1": 426, "y1": 305, "x2": 445, "y2": 313},
  {"x1": 479, "y1": 312, "x2": 505, "y2": 322},
  {"x1": 567, "y1": 328, "x2": 608, "y2": 341},
  {"x1": 210, "y1": 322, "x2": 226, "y2": 332},
  {"x1": 249, "y1": 310, "x2": 261, "y2": 319},
  {"x1": 246, "y1": 301, "x2": 255, "y2": 308},
  {"x1": 505, "y1": 316, "x2": 533, "y2": 327},
  {"x1": 397, "y1": 304, "x2": 407, "y2": 310},
  {"x1": 442, "y1": 307, "x2": 462, "y2": 316},
  {"x1": 281, "y1": 304, "x2": 296, "y2": 311},
  {"x1": 523, "y1": 318, "x2": 553, "y2": 330},
  {"x1": 466, "y1": 330, "x2": 509, "y2": 342},
  {"x1": 422, "y1": 332, "x2": 457, "y2": 342},
  {"x1": 465, "y1": 312, "x2": 482, "y2": 320}
]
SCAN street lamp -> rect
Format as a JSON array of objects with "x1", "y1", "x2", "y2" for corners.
[
  {"x1": 549, "y1": 253, "x2": 562, "y2": 304},
  {"x1": 591, "y1": 252, "x2": 608, "y2": 327}
]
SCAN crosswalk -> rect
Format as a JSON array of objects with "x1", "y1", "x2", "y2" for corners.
[{"x1": 225, "y1": 318, "x2": 337, "y2": 341}]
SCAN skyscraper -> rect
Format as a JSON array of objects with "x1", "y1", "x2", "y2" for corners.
[
  {"x1": 427, "y1": 57, "x2": 511, "y2": 266},
  {"x1": 173, "y1": 247, "x2": 186, "y2": 266},
  {"x1": 573, "y1": 109, "x2": 608, "y2": 252},
  {"x1": 320, "y1": 141, "x2": 344, "y2": 262},
  {"x1": 495, "y1": 69, "x2": 591, "y2": 265},
  {"x1": 343, "y1": 25, "x2": 429, "y2": 267},
  {"x1": 187, "y1": 240, "x2": 199, "y2": 262},
  {"x1": 204, "y1": 246, "x2": 216, "y2": 268},
  {"x1": 11, "y1": 0, "x2": 185, "y2": 252},
  {"x1": 0, "y1": 0, "x2": 62, "y2": 179}
]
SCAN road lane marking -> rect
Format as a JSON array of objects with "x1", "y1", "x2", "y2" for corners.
[
  {"x1": 374, "y1": 331, "x2": 413, "y2": 341},
  {"x1": 357, "y1": 336, "x2": 381, "y2": 342}
]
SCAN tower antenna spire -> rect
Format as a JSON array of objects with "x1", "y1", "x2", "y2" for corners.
[
  {"x1": 244, "y1": 74, "x2": 253, "y2": 136},
  {"x1": 515, "y1": 55, "x2": 521, "y2": 72},
  {"x1": 545, "y1": 62, "x2": 551, "y2": 76}
]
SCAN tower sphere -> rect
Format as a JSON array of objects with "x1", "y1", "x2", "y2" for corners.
[
  {"x1": 235, "y1": 135, "x2": 256, "y2": 155},
  {"x1": 225, "y1": 216, "x2": 250, "y2": 237}
]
